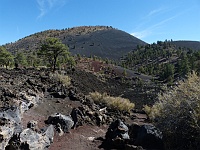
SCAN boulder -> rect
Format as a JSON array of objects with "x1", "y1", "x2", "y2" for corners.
[
  {"x1": 125, "y1": 144, "x2": 144, "y2": 150},
  {"x1": 102, "y1": 119, "x2": 130, "y2": 149},
  {"x1": 19, "y1": 101, "x2": 33, "y2": 114},
  {"x1": 48, "y1": 84, "x2": 68, "y2": 98},
  {"x1": 104, "y1": 121, "x2": 163, "y2": 150},
  {"x1": 50, "y1": 92, "x2": 67, "y2": 98},
  {"x1": 18, "y1": 90, "x2": 41, "y2": 113},
  {"x1": 46, "y1": 113, "x2": 74, "y2": 133},
  {"x1": 19, "y1": 90, "x2": 40, "y2": 105},
  {"x1": 128, "y1": 123, "x2": 141, "y2": 141},
  {"x1": 70, "y1": 108, "x2": 84, "y2": 129},
  {"x1": 133, "y1": 124, "x2": 164, "y2": 149},
  {"x1": 0, "y1": 119, "x2": 15, "y2": 150},
  {"x1": 44, "y1": 124, "x2": 54, "y2": 143},
  {"x1": 106, "y1": 119, "x2": 130, "y2": 140},
  {"x1": 0, "y1": 107, "x2": 22, "y2": 150},
  {"x1": 68, "y1": 89, "x2": 78, "y2": 101},
  {"x1": 68, "y1": 88, "x2": 85, "y2": 102},
  {"x1": 20, "y1": 125, "x2": 54, "y2": 150}
]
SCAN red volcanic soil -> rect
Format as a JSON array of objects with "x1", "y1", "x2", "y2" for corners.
[{"x1": 49, "y1": 125, "x2": 107, "y2": 150}]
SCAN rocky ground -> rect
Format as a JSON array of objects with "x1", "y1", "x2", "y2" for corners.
[
  {"x1": 0, "y1": 67, "x2": 163, "y2": 150},
  {"x1": 73, "y1": 58, "x2": 160, "y2": 109}
]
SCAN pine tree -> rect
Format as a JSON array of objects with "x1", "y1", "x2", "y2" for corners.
[
  {"x1": 38, "y1": 37, "x2": 72, "y2": 72},
  {"x1": 0, "y1": 46, "x2": 14, "y2": 69}
]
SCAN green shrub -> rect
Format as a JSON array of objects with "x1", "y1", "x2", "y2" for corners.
[
  {"x1": 50, "y1": 72, "x2": 71, "y2": 86},
  {"x1": 89, "y1": 92, "x2": 135, "y2": 112},
  {"x1": 144, "y1": 71, "x2": 200, "y2": 149}
]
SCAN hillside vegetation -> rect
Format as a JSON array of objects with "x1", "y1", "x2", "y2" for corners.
[{"x1": 121, "y1": 40, "x2": 200, "y2": 83}]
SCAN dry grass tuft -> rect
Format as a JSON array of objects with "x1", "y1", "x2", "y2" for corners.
[{"x1": 89, "y1": 91, "x2": 135, "y2": 112}]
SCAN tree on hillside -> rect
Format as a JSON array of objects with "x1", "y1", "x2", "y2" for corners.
[
  {"x1": 65, "y1": 55, "x2": 76, "y2": 68},
  {"x1": 177, "y1": 53, "x2": 190, "y2": 76},
  {"x1": 38, "y1": 37, "x2": 72, "y2": 72},
  {"x1": 0, "y1": 46, "x2": 14, "y2": 69},
  {"x1": 160, "y1": 63, "x2": 175, "y2": 83},
  {"x1": 26, "y1": 52, "x2": 42, "y2": 67},
  {"x1": 14, "y1": 52, "x2": 28, "y2": 67}
]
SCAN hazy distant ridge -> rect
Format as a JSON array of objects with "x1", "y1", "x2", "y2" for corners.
[{"x1": 171, "y1": 40, "x2": 200, "y2": 51}]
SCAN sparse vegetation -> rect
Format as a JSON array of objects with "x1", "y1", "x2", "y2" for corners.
[
  {"x1": 0, "y1": 46, "x2": 14, "y2": 68},
  {"x1": 89, "y1": 91, "x2": 135, "y2": 112},
  {"x1": 14, "y1": 52, "x2": 28, "y2": 67},
  {"x1": 50, "y1": 72, "x2": 71, "y2": 86},
  {"x1": 144, "y1": 71, "x2": 200, "y2": 149}
]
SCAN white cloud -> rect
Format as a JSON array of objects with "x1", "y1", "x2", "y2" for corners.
[
  {"x1": 131, "y1": 16, "x2": 178, "y2": 39},
  {"x1": 16, "y1": 26, "x2": 20, "y2": 34},
  {"x1": 131, "y1": 7, "x2": 170, "y2": 38},
  {"x1": 146, "y1": 8, "x2": 165, "y2": 18},
  {"x1": 37, "y1": 0, "x2": 46, "y2": 19},
  {"x1": 150, "y1": 16, "x2": 177, "y2": 29},
  {"x1": 36, "y1": 0, "x2": 67, "y2": 19},
  {"x1": 131, "y1": 30, "x2": 152, "y2": 39}
]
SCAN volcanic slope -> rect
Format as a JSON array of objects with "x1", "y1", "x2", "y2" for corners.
[
  {"x1": 4, "y1": 26, "x2": 147, "y2": 60},
  {"x1": 171, "y1": 40, "x2": 200, "y2": 51}
]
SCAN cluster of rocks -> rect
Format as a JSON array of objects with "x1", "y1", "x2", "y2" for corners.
[
  {"x1": 0, "y1": 88, "x2": 53, "y2": 149},
  {"x1": 45, "y1": 113, "x2": 74, "y2": 135},
  {"x1": 0, "y1": 68, "x2": 91, "y2": 149},
  {"x1": 65, "y1": 100, "x2": 164, "y2": 150},
  {"x1": 0, "y1": 69, "x2": 71, "y2": 149},
  {"x1": 0, "y1": 68, "x2": 164, "y2": 149},
  {"x1": 0, "y1": 110, "x2": 74, "y2": 149},
  {"x1": 0, "y1": 107, "x2": 21, "y2": 149},
  {"x1": 103, "y1": 119, "x2": 164, "y2": 150}
]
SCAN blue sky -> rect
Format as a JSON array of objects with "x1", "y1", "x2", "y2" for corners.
[{"x1": 0, "y1": 0, "x2": 200, "y2": 45}]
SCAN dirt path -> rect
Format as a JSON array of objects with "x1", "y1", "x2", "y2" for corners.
[
  {"x1": 22, "y1": 97, "x2": 108, "y2": 150},
  {"x1": 49, "y1": 125, "x2": 107, "y2": 150}
]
